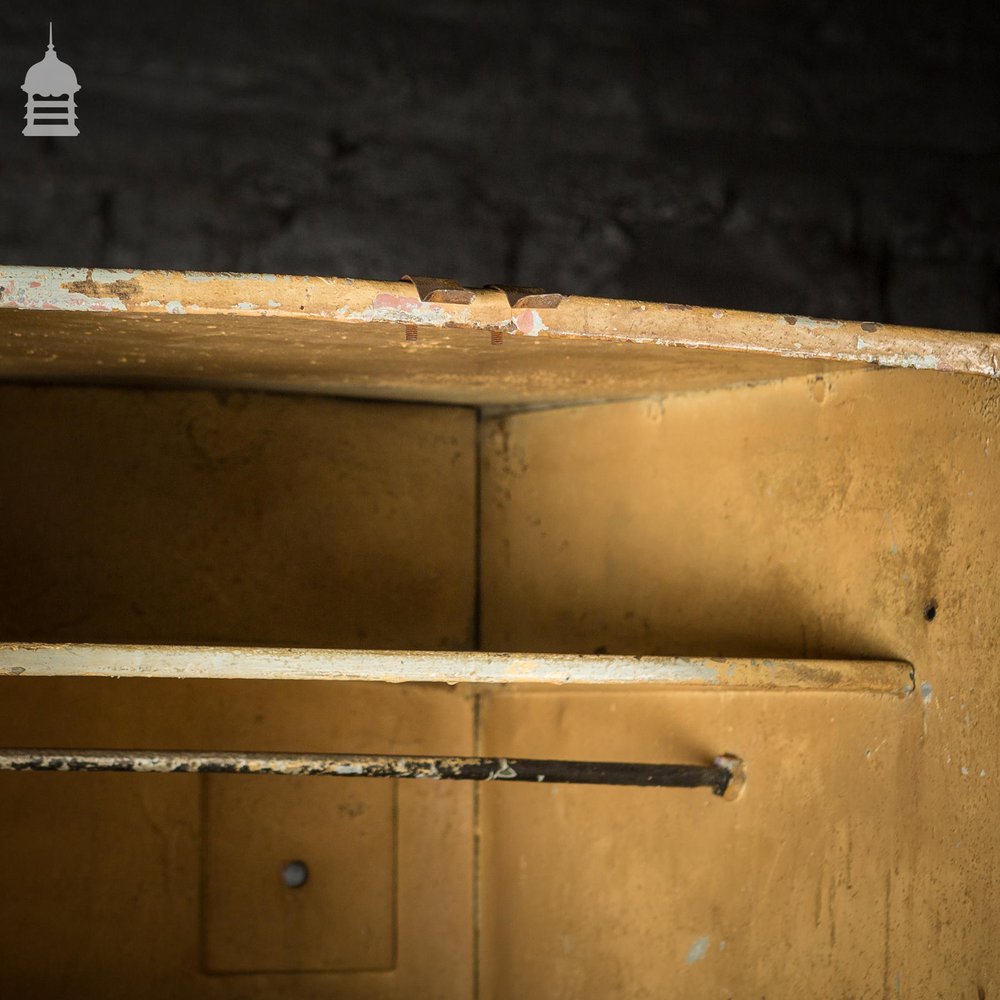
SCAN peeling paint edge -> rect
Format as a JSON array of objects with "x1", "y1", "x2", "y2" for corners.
[
  {"x1": 0, "y1": 266, "x2": 994, "y2": 379},
  {"x1": 0, "y1": 643, "x2": 915, "y2": 694}
]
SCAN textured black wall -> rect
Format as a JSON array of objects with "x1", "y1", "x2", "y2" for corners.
[{"x1": 1, "y1": 1, "x2": 998, "y2": 330}]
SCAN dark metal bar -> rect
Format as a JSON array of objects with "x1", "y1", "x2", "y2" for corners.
[{"x1": 0, "y1": 749, "x2": 746, "y2": 799}]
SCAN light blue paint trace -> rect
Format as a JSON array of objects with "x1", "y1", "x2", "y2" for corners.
[{"x1": 686, "y1": 936, "x2": 710, "y2": 964}]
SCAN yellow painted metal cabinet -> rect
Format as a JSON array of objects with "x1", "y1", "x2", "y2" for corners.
[{"x1": 0, "y1": 267, "x2": 996, "y2": 998}]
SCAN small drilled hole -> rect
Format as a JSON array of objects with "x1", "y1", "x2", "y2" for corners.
[
  {"x1": 281, "y1": 860, "x2": 309, "y2": 889},
  {"x1": 923, "y1": 600, "x2": 938, "y2": 622}
]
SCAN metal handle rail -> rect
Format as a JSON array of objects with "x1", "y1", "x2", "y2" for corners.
[{"x1": 0, "y1": 749, "x2": 747, "y2": 800}]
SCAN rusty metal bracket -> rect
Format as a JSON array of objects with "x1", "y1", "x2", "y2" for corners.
[
  {"x1": 402, "y1": 275, "x2": 476, "y2": 304},
  {"x1": 399, "y1": 277, "x2": 563, "y2": 309},
  {"x1": 487, "y1": 285, "x2": 565, "y2": 309},
  {"x1": 0, "y1": 748, "x2": 746, "y2": 799}
]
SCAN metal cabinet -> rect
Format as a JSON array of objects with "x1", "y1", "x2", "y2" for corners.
[{"x1": 0, "y1": 267, "x2": 995, "y2": 997}]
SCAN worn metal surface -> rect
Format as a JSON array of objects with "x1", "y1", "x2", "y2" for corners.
[
  {"x1": 0, "y1": 680, "x2": 476, "y2": 997},
  {"x1": 0, "y1": 268, "x2": 996, "y2": 408},
  {"x1": 0, "y1": 642, "x2": 913, "y2": 692},
  {"x1": 203, "y1": 772, "x2": 396, "y2": 973},
  {"x1": 0, "y1": 304, "x2": 854, "y2": 406},
  {"x1": 478, "y1": 369, "x2": 1000, "y2": 998},
  {"x1": 0, "y1": 287, "x2": 996, "y2": 996},
  {"x1": 0, "y1": 747, "x2": 743, "y2": 795},
  {"x1": 0, "y1": 381, "x2": 478, "y2": 997},
  {"x1": 0, "y1": 385, "x2": 476, "y2": 648}
]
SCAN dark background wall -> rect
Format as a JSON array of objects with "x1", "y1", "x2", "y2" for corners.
[{"x1": 1, "y1": 0, "x2": 997, "y2": 330}]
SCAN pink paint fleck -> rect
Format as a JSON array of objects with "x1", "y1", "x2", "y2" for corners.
[
  {"x1": 373, "y1": 292, "x2": 421, "y2": 313},
  {"x1": 514, "y1": 310, "x2": 546, "y2": 335}
]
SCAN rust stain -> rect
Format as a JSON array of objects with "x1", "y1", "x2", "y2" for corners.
[{"x1": 63, "y1": 276, "x2": 143, "y2": 305}]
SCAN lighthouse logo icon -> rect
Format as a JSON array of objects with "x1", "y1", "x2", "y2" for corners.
[{"x1": 22, "y1": 23, "x2": 81, "y2": 137}]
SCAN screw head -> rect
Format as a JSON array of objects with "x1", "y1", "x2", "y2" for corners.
[
  {"x1": 281, "y1": 860, "x2": 309, "y2": 888},
  {"x1": 714, "y1": 753, "x2": 747, "y2": 802}
]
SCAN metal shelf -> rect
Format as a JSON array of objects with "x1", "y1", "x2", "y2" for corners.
[{"x1": 0, "y1": 643, "x2": 914, "y2": 693}]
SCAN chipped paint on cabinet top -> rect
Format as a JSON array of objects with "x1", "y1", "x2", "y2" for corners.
[{"x1": 0, "y1": 267, "x2": 996, "y2": 395}]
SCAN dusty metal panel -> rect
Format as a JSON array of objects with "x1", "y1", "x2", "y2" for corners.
[
  {"x1": 0, "y1": 643, "x2": 913, "y2": 693},
  {"x1": 0, "y1": 679, "x2": 476, "y2": 998},
  {"x1": 478, "y1": 367, "x2": 1000, "y2": 997},
  {"x1": 203, "y1": 774, "x2": 396, "y2": 973},
  {"x1": 0, "y1": 384, "x2": 475, "y2": 648},
  {"x1": 0, "y1": 380, "x2": 478, "y2": 997}
]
